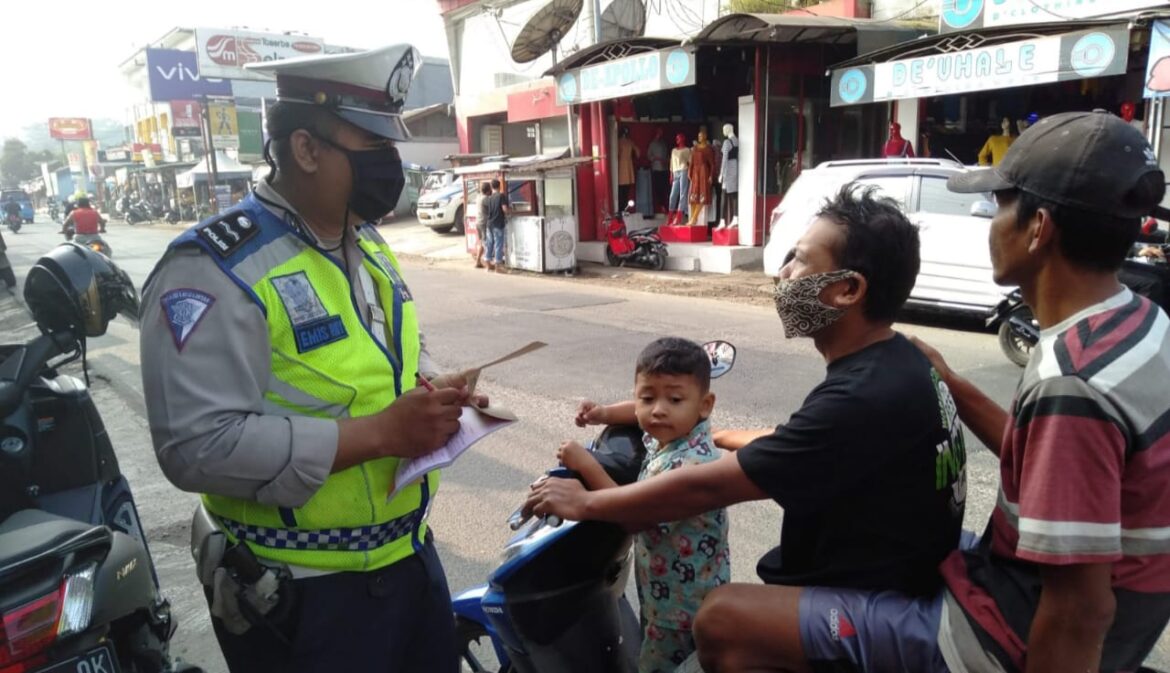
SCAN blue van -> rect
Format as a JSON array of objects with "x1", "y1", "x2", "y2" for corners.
[{"x1": 1, "y1": 190, "x2": 34, "y2": 223}]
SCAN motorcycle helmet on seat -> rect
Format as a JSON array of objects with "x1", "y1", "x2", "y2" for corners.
[{"x1": 24, "y1": 243, "x2": 139, "y2": 338}]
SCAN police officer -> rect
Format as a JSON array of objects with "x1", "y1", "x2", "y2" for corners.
[{"x1": 140, "y1": 45, "x2": 471, "y2": 673}]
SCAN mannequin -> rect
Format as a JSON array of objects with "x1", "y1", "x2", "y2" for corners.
[
  {"x1": 977, "y1": 118, "x2": 1015, "y2": 167},
  {"x1": 647, "y1": 129, "x2": 669, "y2": 213},
  {"x1": 717, "y1": 123, "x2": 739, "y2": 229},
  {"x1": 1121, "y1": 102, "x2": 1146, "y2": 136},
  {"x1": 667, "y1": 133, "x2": 692, "y2": 226},
  {"x1": 686, "y1": 128, "x2": 716, "y2": 227},
  {"x1": 617, "y1": 126, "x2": 639, "y2": 205},
  {"x1": 882, "y1": 122, "x2": 915, "y2": 158}
]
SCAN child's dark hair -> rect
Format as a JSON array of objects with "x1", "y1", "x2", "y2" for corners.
[{"x1": 636, "y1": 337, "x2": 710, "y2": 392}]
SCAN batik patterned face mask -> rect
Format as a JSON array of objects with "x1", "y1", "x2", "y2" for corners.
[{"x1": 773, "y1": 269, "x2": 856, "y2": 338}]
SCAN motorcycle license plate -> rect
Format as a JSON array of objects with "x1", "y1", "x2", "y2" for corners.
[{"x1": 35, "y1": 643, "x2": 120, "y2": 673}]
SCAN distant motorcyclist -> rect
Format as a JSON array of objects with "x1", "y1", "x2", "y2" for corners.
[
  {"x1": 61, "y1": 197, "x2": 106, "y2": 237},
  {"x1": 3, "y1": 200, "x2": 21, "y2": 222}
]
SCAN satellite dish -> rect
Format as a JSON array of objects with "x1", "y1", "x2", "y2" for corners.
[
  {"x1": 600, "y1": 0, "x2": 646, "y2": 41},
  {"x1": 511, "y1": 0, "x2": 584, "y2": 65}
]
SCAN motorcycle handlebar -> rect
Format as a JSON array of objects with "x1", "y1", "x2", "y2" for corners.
[{"x1": 0, "y1": 332, "x2": 74, "y2": 416}]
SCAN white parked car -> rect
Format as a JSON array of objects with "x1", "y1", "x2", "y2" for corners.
[
  {"x1": 417, "y1": 171, "x2": 465, "y2": 234},
  {"x1": 763, "y1": 158, "x2": 1004, "y2": 318}
]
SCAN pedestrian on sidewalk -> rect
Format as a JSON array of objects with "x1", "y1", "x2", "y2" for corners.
[
  {"x1": 474, "y1": 180, "x2": 491, "y2": 269},
  {"x1": 483, "y1": 177, "x2": 510, "y2": 272},
  {"x1": 139, "y1": 44, "x2": 484, "y2": 673}
]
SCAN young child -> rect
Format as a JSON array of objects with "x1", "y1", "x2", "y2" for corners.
[{"x1": 558, "y1": 337, "x2": 730, "y2": 673}]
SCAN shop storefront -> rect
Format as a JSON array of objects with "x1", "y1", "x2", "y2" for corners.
[
  {"x1": 549, "y1": 16, "x2": 921, "y2": 255},
  {"x1": 829, "y1": 14, "x2": 1168, "y2": 176}
]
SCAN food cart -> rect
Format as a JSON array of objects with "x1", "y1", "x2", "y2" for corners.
[{"x1": 455, "y1": 153, "x2": 590, "y2": 274}]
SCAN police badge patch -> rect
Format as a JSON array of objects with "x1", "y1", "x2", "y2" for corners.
[
  {"x1": 161, "y1": 289, "x2": 215, "y2": 352},
  {"x1": 270, "y1": 272, "x2": 348, "y2": 353}
]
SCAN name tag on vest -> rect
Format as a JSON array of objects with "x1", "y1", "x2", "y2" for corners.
[{"x1": 271, "y1": 271, "x2": 349, "y2": 353}]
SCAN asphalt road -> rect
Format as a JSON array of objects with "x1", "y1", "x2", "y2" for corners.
[{"x1": 1, "y1": 213, "x2": 1164, "y2": 672}]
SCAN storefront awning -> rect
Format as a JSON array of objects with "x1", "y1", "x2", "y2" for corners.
[
  {"x1": 545, "y1": 37, "x2": 680, "y2": 76},
  {"x1": 828, "y1": 18, "x2": 1134, "y2": 107},
  {"x1": 694, "y1": 13, "x2": 925, "y2": 51}
]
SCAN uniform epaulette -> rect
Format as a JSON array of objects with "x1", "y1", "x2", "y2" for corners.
[{"x1": 194, "y1": 210, "x2": 260, "y2": 259}]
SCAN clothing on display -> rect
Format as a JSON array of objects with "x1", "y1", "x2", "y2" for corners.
[
  {"x1": 882, "y1": 122, "x2": 915, "y2": 158},
  {"x1": 617, "y1": 130, "x2": 639, "y2": 204},
  {"x1": 720, "y1": 124, "x2": 739, "y2": 229},
  {"x1": 687, "y1": 129, "x2": 716, "y2": 227},
  {"x1": 668, "y1": 135, "x2": 692, "y2": 225},
  {"x1": 648, "y1": 133, "x2": 670, "y2": 214},
  {"x1": 977, "y1": 118, "x2": 1015, "y2": 167},
  {"x1": 635, "y1": 168, "x2": 654, "y2": 217},
  {"x1": 686, "y1": 135, "x2": 716, "y2": 227}
]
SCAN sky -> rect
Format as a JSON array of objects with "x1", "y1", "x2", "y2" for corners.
[{"x1": 0, "y1": 0, "x2": 448, "y2": 139}]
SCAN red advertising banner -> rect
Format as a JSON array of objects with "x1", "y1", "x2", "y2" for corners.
[
  {"x1": 171, "y1": 100, "x2": 203, "y2": 138},
  {"x1": 49, "y1": 117, "x2": 93, "y2": 141}
]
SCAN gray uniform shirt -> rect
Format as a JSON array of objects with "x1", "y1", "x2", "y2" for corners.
[{"x1": 141, "y1": 182, "x2": 437, "y2": 509}]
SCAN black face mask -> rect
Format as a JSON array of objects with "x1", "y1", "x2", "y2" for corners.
[{"x1": 316, "y1": 134, "x2": 406, "y2": 223}]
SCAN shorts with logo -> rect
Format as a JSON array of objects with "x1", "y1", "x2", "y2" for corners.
[{"x1": 799, "y1": 586, "x2": 948, "y2": 673}]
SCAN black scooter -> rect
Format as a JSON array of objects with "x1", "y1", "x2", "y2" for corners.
[
  {"x1": 991, "y1": 257, "x2": 1170, "y2": 367},
  {"x1": 0, "y1": 245, "x2": 198, "y2": 672},
  {"x1": 452, "y1": 341, "x2": 737, "y2": 672}
]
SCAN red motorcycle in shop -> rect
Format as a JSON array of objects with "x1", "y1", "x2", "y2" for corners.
[{"x1": 603, "y1": 201, "x2": 668, "y2": 271}]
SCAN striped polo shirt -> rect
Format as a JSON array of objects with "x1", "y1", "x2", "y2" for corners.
[{"x1": 939, "y1": 288, "x2": 1170, "y2": 673}]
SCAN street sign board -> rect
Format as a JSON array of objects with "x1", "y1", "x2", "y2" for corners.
[
  {"x1": 194, "y1": 28, "x2": 324, "y2": 80},
  {"x1": 49, "y1": 117, "x2": 92, "y2": 141},
  {"x1": 147, "y1": 49, "x2": 232, "y2": 101}
]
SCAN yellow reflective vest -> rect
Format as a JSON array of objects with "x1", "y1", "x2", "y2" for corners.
[{"x1": 169, "y1": 194, "x2": 432, "y2": 572}]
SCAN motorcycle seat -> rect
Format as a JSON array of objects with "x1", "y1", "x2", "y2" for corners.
[
  {"x1": 628, "y1": 227, "x2": 659, "y2": 237},
  {"x1": 0, "y1": 510, "x2": 109, "y2": 574}
]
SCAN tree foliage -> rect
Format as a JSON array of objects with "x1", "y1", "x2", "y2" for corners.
[{"x1": 1, "y1": 139, "x2": 57, "y2": 188}]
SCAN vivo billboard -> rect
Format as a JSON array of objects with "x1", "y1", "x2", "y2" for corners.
[{"x1": 147, "y1": 49, "x2": 232, "y2": 102}]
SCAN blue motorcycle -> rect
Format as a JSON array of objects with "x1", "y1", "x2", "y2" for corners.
[{"x1": 451, "y1": 342, "x2": 737, "y2": 672}]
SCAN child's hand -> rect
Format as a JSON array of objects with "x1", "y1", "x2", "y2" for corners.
[
  {"x1": 575, "y1": 400, "x2": 608, "y2": 427},
  {"x1": 557, "y1": 440, "x2": 592, "y2": 470}
]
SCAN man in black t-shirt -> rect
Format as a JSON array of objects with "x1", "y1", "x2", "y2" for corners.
[
  {"x1": 526, "y1": 184, "x2": 968, "y2": 672},
  {"x1": 482, "y1": 178, "x2": 510, "y2": 271}
]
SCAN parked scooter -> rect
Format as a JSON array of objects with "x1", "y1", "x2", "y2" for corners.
[
  {"x1": 125, "y1": 200, "x2": 153, "y2": 226},
  {"x1": 451, "y1": 341, "x2": 737, "y2": 673},
  {"x1": 991, "y1": 257, "x2": 1170, "y2": 366},
  {"x1": 0, "y1": 244, "x2": 200, "y2": 673},
  {"x1": 604, "y1": 200, "x2": 668, "y2": 271}
]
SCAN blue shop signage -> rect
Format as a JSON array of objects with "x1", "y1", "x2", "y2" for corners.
[
  {"x1": 830, "y1": 26, "x2": 1129, "y2": 107},
  {"x1": 556, "y1": 47, "x2": 696, "y2": 106}
]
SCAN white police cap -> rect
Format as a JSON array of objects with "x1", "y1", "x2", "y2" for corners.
[{"x1": 246, "y1": 44, "x2": 422, "y2": 142}]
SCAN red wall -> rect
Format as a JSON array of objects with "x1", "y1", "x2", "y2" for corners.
[{"x1": 785, "y1": 0, "x2": 868, "y2": 18}]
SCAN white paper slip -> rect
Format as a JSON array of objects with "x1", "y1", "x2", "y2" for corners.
[{"x1": 387, "y1": 405, "x2": 516, "y2": 501}]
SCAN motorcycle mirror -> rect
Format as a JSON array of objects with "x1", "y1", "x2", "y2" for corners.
[
  {"x1": 702, "y1": 340, "x2": 737, "y2": 379},
  {"x1": 969, "y1": 200, "x2": 996, "y2": 219}
]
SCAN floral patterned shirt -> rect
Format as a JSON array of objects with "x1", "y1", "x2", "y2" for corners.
[{"x1": 635, "y1": 420, "x2": 731, "y2": 630}]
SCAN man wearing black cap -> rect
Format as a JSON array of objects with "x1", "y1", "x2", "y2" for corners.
[
  {"x1": 669, "y1": 111, "x2": 1170, "y2": 673},
  {"x1": 140, "y1": 45, "x2": 471, "y2": 672}
]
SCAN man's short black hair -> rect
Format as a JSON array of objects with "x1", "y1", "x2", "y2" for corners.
[
  {"x1": 635, "y1": 337, "x2": 710, "y2": 392},
  {"x1": 264, "y1": 101, "x2": 342, "y2": 175},
  {"x1": 1006, "y1": 172, "x2": 1166, "y2": 272},
  {"x1": 491, "y1": 178, "x2": 502, "y2": 190},
  {"x1": 816, "y1": 183, "x2": 921, "y2": 323},
  {"x1": 480, "y1": 181, "x2": 492, "y2": 195}
]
